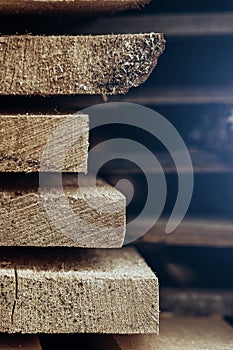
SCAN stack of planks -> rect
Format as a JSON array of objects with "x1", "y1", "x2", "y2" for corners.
[{"x1": 0, "y1": 0, "x2": 166, "y2": 348}]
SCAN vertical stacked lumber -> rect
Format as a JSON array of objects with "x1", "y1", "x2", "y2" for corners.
[{"x1": 0, "y1": 0, "x2": 163, "y2": 344}]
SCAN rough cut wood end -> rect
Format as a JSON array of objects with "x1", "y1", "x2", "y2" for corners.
[
  {"x1": 0, "y1": 247, "x2": 159, "y2": 334},
  {"x1": 0, "y1": 0, "x2": 151, "y2": 14},
  {"x1": 0, "y1": 114, "x2": 89, "y2": 173},
  {"x1": 0, "y1": 176, "x2": 126, "y2": 248},
  {"x1": 0, "y1": 33, "x2": 165, "y2": 95}
]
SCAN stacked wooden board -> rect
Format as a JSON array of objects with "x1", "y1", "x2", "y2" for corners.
[
  {"x1": 0, "y1": 0, "x2": 164, "y2": 346},
  {"x1": 1, "y1": 2, "x2": 233, "y2": 349},
  {"x1": 0, "y1": 0, "x2": 151, "y2": 14}
]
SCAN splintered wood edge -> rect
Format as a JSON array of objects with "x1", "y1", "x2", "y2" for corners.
[
  {"x1": 109, "y1": 316, "x2": 233, "y2": 349},
  {"x1": 0, "y1": 334, "x2": 42, "y2": 349},
  {"x1": 0, "y1": 114, "x2": 89, "y2": 172},
  {"x1": 0, "y1": 33, "x2": 165, "y2": 95},
  {"x1": 0, "y1": 247, "x2": 159, "y2": 334},
  {"x1": 0, "y1": 0, "x2": 151, "y2": 13}
]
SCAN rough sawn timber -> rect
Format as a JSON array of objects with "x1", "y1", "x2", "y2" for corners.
[
  {"x1": 0, "y1": 114, "x2": 89, "y2": 172},
  {"x1": 0, "y1": 33, "x2": 165, "y2": 95},
  {"x1": 0, "y1": 176, "x2": 126, "y2": 248},
  {"x1": 0, "y1": 247, "x2": 159, "y2": 334}
]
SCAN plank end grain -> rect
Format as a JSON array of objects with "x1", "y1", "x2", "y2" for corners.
[
  {"x1": 0, "y1": 114, "x2": 89, "y2": 173},
  {"x1": 0, "y1": 176, "x2": 126, "y2": 248},
  {"x1": 0, "y1": 33, "x2": 165, "y2": 95},
  {"x1": 0, "y1": 247, "x2": 159, "y2": 334}
]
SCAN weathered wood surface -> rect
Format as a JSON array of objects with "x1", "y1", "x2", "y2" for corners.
[
  {"x1": 0, "y1": 114, "x2": 89, "y2": 172},
  {"x1": 0, "y1": 247, "x2": 159, "y2": 334},
  {"x1": 0, "y1": 176, "x2": 126, "y2": 248},
  {"x1": 0, "y1": 0, "x2": 150, "y2": 14},
  {"x1": 0, "y1": 335, "x2": 42, "y2": 349},
  {"x1": 0, "y1": 34, "x2": 165, "y2": 96},
  {"x1": 134, "y1": 217, "x2": 233, "y2": 247},
  {"x1": 108, "y1": 316, "x2": 233, "y2": 349}
]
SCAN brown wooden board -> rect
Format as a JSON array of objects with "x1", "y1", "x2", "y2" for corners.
[
  {"x1": 0, "y1": 176, "x2": 126, "y2": 248},
  {"x1": 0, "y1": 247, "x2": 159, "y2": 334},
  {"x1": 134, "y1": 217, "x2": 233, "y2": 247},
  {"x1": 0, "y1": 114, "x2": 89, "y2": 172},
  {"x1": 0, "y1": 0, "x2": 151, "y2": 14},
  {"x1": 0, "y1": 34, "x2": 165, "y2": 96}
]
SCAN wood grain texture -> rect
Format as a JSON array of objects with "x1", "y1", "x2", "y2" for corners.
[
  {"x1": 0, "y1": 335, "x2": 41, "y2": 350},
  {"x1": 110, "y1": 316, "x2": 233, "y2": 350},
  {"x1": 0, "y1": 33, "x2": 165, "y2": 96},
  {"x1": 0, "y1": 114, "x2": 89, "y2": 172},
  {"x1": 0, "y1": 247, "x2": 159, "y2": 334},
  {"x1": 0, "y1": 176, "x2": 126, "y2": 248},
  {"x1": 0, "y1": 0, "x2": 151, "y2": 14}
]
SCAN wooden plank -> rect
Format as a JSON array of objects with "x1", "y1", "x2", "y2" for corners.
[
  {"x1": 120, "y1": 86, "x2": 233, "y2": 105},
  {"x1": 0, "y1": 34, "x2": 165, "y2": 96},
  {"x1": 0, "y1": 176, "x2": 126, "y2": 248},
  {"x1": 0, "y1": 247, "x2": 159, "y2": 334},
  {"x1": 160, "y1": 288, "x2": 233, "y2": 316},
  {"x1": 0, "y1": 114, "x2": 89, "y2": 172},
  {"x1": 76, "y1": 12, "x2": 233, "y2": 36},
  {"x1": 97, "y1": 150, "x2": 233, "y2": 174},
  {"x1": 58, "y1": 86, "x2": 233, "y2": 108},
  {"x1": 0, "y1": 335, "x2": 42, "y2": 349},
  {"x1": 0, "y1": 0, "x2": 150, "y2": 14},
  {"x1": 108, "y1": 316, "x2": 233, "y2": 349},
  {"x1": 134, "y1": 217, "x2": 233, "y2": 247}
]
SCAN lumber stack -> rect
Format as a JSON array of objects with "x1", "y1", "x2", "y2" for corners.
[{"x1": 0, "y1": 0, "x2": 163, "y2": 346}]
